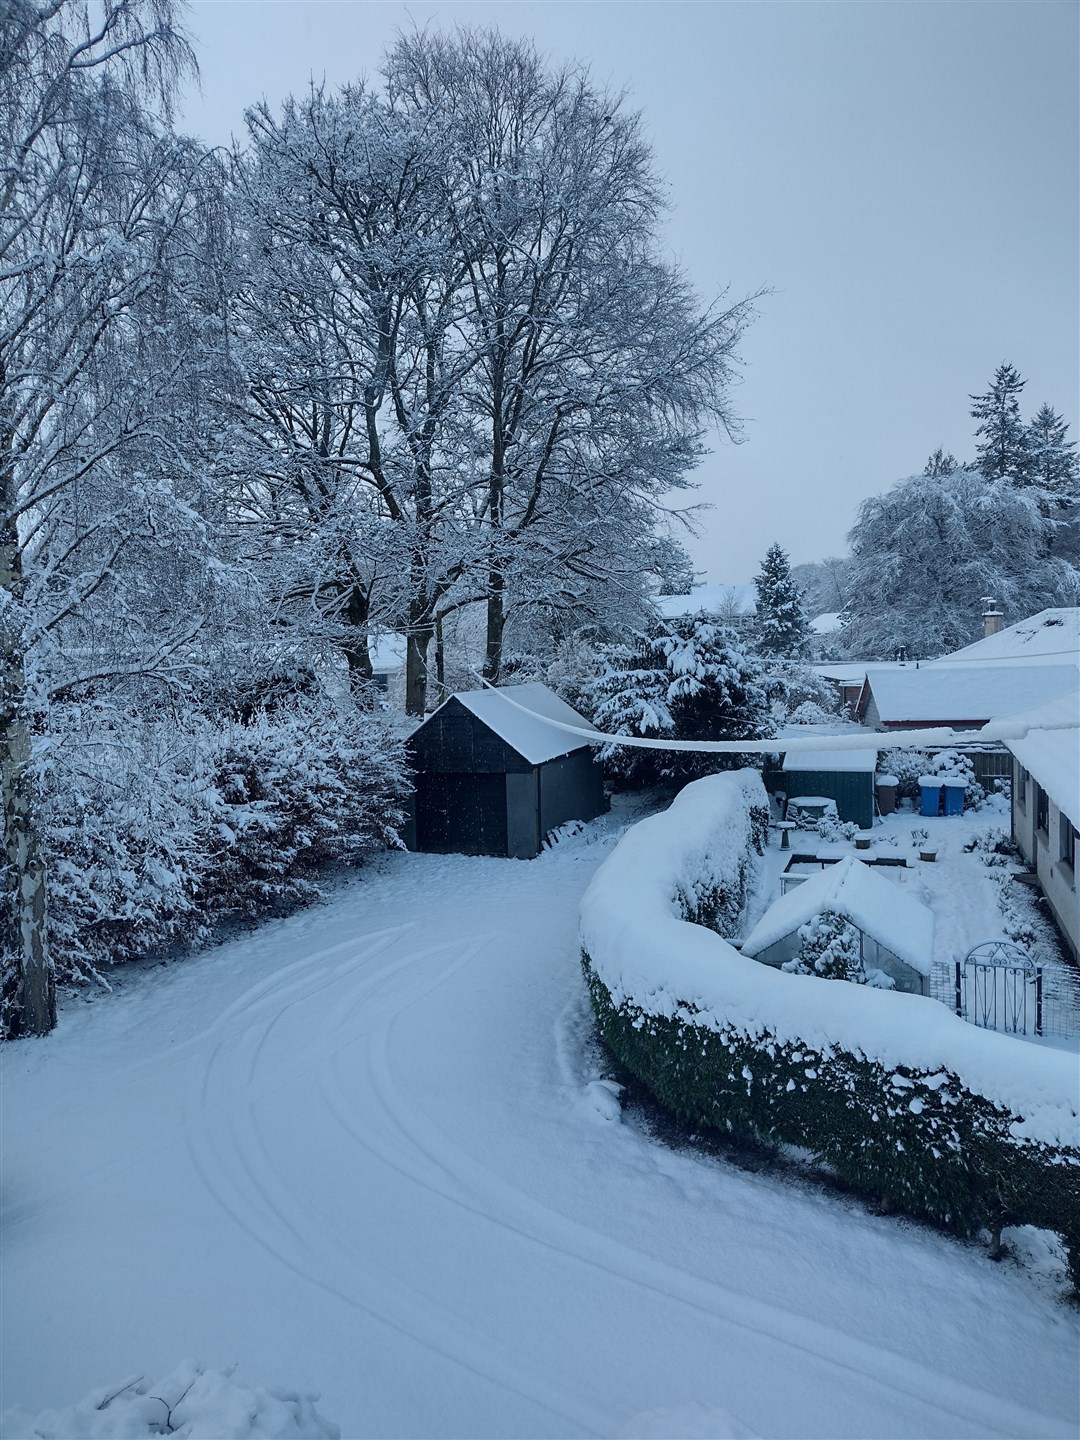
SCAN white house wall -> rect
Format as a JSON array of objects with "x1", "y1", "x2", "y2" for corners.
[{"x1": 1012, "y1": 759, "x2": 1079, "y2": 962}]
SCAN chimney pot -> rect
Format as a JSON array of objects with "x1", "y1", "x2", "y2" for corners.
[{"x1": 982, "y1": 599, "x2": 1004, "y2": 638}]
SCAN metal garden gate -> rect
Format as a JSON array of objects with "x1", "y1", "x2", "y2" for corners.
[{"x1": 955, "y1": 940, "x2": 1043, "y2": 1036}]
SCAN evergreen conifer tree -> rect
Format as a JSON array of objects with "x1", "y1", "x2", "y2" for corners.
[
  {"x1": 1026, "y1": 403, "x2": 1079, "y2": 496},
  {"x1": 923, "y1": 448, "x2": 958, "y2": 477},
  {"x1": 970, "y1": 363, "x2": 1030, "y2": 481},
  {"x1": 753, "y1": 543, "x2": 810, "y2": 657}
]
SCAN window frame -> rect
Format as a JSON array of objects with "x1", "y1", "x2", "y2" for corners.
[
  {"x1": 1061, "y1": 817, "x2": 1076, "y2": 873},
  {"x1": 1035, "y1": 784, "x2": 1049, "y2": 837}
]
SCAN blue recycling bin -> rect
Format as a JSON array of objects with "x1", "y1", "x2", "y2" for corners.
[
  {"x1": 919, "y1": 779, "x2": 943, "y2": 817},
  {"x1": 942, "y1": 778, "x2": 966, "y2": 816}
]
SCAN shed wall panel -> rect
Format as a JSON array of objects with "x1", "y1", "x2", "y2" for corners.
[
  {"x1": 506, "y1": 770, "x2": 541, "y2": 859},
  {"x1": 538, "y1": 750, "x2": 606, "y2": 837},
  {"x1": 784, "y1": 770, "x2": 874, "y2": 829}
]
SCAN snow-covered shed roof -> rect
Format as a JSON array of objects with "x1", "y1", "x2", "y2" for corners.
[
  {"x1": 783, "y1": 748, "x2": 878, "y2": 774},
  {"x1": 810, "y1": 611, "x2": 842, "y2": 634},
  {"x1": 859, "y1": 664, "x2": 1077, "y2": 726},
  {"x1": 1003, "y1": 688, "x2": 1079, "y2": 829},
  {"x1": 450, "y1": 682, "x2": 595, "y2": 766},
  {"x1": 655, "y1": 583, "x2": 756, "y2": 621},
  {"x1": 933, "y1": 608, "x2": 1079, "y2": 669},
  {"x1": 741, "y1": 857, "x2": 934, "y2": 975}
]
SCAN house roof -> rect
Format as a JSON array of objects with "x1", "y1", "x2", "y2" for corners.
[
  {"x1": 933, "y1": 608, "x2": 1080, "y2": 668},
  {"x1": 810, "y1": 611, "x2": 842, "y2": 634},
  {"x1": 812, "y1": 661, "x2": 908, "y2": 687},
  {"x1": 858, "y1": 664, "x2": 1077, "y2": 726},
  {"x1": 655, "y1": 583, "x2": 757, "y2": 621},
  {"x1": 782, "y1": 748, "x2": 878, "y2": 774},
  {"x1": 448, "y1": 682, "x2": 596, "y2": 766},
  {"x1": 1003, "y1": 688, "x2": 1079, "y2": 830},
  {"x1": 741, "y1": 856, "x2": 934, "y2": 975}
]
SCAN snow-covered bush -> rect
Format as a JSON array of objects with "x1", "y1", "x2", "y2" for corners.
[
  {"x1": 760, "y1": 661, "x2": 837, "y2": 725},
  {"x1": 781, "y1": 910, "x2": 893, "y2": 988},
  {"x1": 36, "y1": 698, "x2": 408, "y2": 992},
  {"x1": 879, "y1": 748, "x2": 931, "y2": 803},
  {"x1": 786, "y1": 700, "x2": 834, "y2": 726},
  {"x1": 582, "y1": 614, "x2": 773, "y2": 789},
  {"x1": 580, "y1": 776, "x2": 1080, "y2": 1287},
  {"x1": 0, "y1": 1360, "x2": 340, "y2": 1439},
  {"x1": 815, "y1": 814, "x2": 858, "y2": 843}
]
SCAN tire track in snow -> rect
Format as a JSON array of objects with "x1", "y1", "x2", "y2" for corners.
[
  {"x1": 1, "y1": 927, "x2": 414, "y2": 1240},
  {"x1": 338, "y1": 1005, "x2": 1073, "y2": 1440},
  {"x1": 184, "y1": 930, "x2": 612, "y2": 1438}
]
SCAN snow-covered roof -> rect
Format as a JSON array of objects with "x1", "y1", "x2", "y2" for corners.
[
  {"x1": 1002, "y1": 688, "x2": 1079, "y2": 829},
  {"x1": 369, "y1": 634, "x2": 406, "y2": 673},
  {"x1": 655, "y1": 583, "x2": 756, "y2": 621},
  {"x1": 934, "y1": 608, "x2": 1080, "y2": 668},
  {"x1": 812, "y1": 661, "x2": 908, "y2": 686},
  {"x1": 782, "y1": 748, "x2": 878, "y2": 774},
  {"x1": 741, "y1": 857, "x2": 934, "y2": 975},
  {"x1": 810, "y1": 611, "x2": 842, "y2": 634},
  {"x1": 861, "y1": 664, "x2": 1077, "y2": 725},
  {"x1": 449, "y1": 682, "x2": 596, "y2": 766}
]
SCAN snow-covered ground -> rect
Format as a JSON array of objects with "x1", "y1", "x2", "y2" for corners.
[{"x1": 3, "y1": 800, "x2": 1079, "y2": 1440}]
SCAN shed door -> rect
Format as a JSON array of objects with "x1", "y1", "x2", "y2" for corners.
[{"x1": 414, "y1": 773, "x2": 507, "y2": 855}]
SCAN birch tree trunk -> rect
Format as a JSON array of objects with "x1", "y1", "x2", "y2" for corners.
[{"x1": 0, "y1": 445, "x2": 53, "y2": 1037}]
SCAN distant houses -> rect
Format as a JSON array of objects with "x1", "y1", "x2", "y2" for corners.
[{"x1": 854, "y1": 663, "x2": 1077, "y2": 731}]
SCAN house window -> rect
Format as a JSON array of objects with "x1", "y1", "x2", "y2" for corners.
[
  {"x1": 1015, "y1": 764, "x2": 1028, "y2": 809},
  {"x1": 1035, "y1": 785, "x2": 1049, "y2": 836},
  {"x1": 1061, "y1": 819, "x2": 1076, "y2": 872}
]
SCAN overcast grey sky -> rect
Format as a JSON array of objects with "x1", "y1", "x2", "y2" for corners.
[{"x1": 180, "y1": 1, "x2": 1079, "y2": 584}]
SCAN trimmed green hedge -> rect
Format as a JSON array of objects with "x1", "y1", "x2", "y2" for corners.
[{"x1": 583, "y1": 958, "x2": 1080, "y2": 1289}]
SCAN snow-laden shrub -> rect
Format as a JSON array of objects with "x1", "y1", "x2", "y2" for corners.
[
  {"x1": 879, "y1": 747, "x2": 930, "y2": 803},
  {"x1": 580, "y1": 773, "x2": 1080, "y2": 1286},
  {"x1": 0, "y1": 1360, "x2": 340, "y2": 1439},
  {"x1": 38, "y1": 698, "x2": 407, "y2": 988},
  {"x1": 580, "y1": 615, "x2": 773, "y2": 789},
  {"x1": 815, "y1": 814, "x2": 858, "y2": 843},
  {"x1": 760, "y1": 661, "x2": 837, "y2": 724},
  {"x1": 781, "y1": 910, "x2": 894, "y2": 988}
]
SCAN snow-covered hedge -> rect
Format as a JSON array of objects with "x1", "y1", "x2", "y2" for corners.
[
  {"x1": 0, "y1": 1361, "x2": 340, "y2": 1439},
  {"x1": 38, "y1": 698, "x2": 408, "y2": 989},
  {"x1": 580, "y1": 771, "x2": 1080, "y2": 1284}
]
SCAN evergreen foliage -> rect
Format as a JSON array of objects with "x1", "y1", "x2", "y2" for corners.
[
  {"x1": 753, "y1": 544, "x2": 810, "y2": 657},
  {"x1": 970, "y1": 363, "x2": 1030, "y2": 482},
  {"x1": 923, "y1": 448, "x2": 959, "y2": 477},
  {"x1": 584, "y1": 614, "x2": 774, "y2": 789},
  {"x1": 780, "y1": 910, "x2": 892, "y2": 986},
  {"x1": 11, "y1": 698, "x2": 408, "y2": 1016},
  {"x1": 584, "y1": 958, "x2": 1080, "y2": 1291},
  {"x1": 1026, "y1": 403, "x2": 1080, "y2": 496}
]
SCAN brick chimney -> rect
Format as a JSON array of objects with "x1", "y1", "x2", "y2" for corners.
[{"x1": 981, "y1": 598, "x2": 1004, "y2": 637}]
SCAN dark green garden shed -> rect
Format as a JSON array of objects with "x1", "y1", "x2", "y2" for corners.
[
  {"x1": 407, "y1": 682, "x2": 607, "y2": 859},
  {"x1": 781, "y1": 747, "x2": 877, "y2": 830}
]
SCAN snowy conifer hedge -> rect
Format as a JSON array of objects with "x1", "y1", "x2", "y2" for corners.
[
  {"x1": 580, "y1": 772, "x2": 1080, "y2": 1286},
  {"x1": 30, "y1": 698, "x2": 407, "y2": 996}
]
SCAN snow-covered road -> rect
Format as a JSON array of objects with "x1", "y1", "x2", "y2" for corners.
[{"x1": 3, "y1": 814, "x2": 1079, "y2": 1439}]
